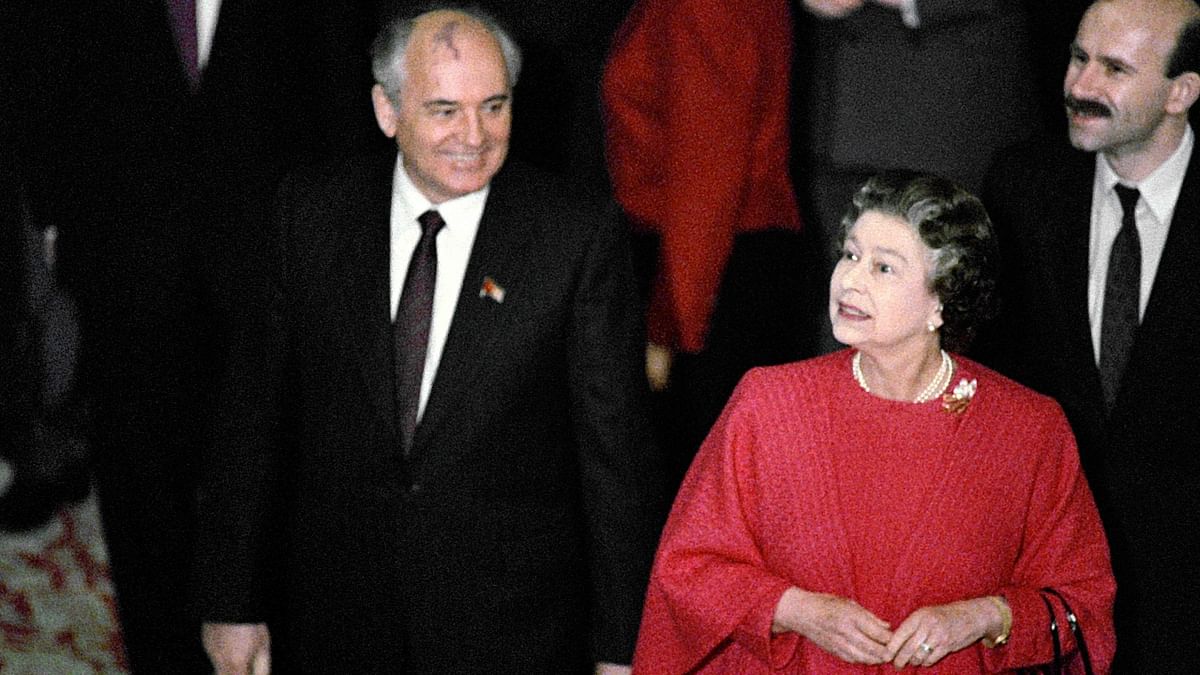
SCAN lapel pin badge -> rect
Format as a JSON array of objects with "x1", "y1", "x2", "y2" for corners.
[{"x1": 479, "y1": 276, "x2": 506, "y2": 303}]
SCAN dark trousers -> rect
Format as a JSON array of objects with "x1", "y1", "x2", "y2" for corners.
[
  {"x1": 633, "y1": 229, "x2": 816, "y2": 492},
  {"x1": 77, "y1": 240, "x2": 214, "y2": 675}
]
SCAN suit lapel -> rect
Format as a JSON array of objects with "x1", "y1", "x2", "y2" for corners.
[
  {"x1": 410, "y1": 171, "x2": 538, "y2": 457},
  {"x1": 154, "y1": 0, "x2": 221, "y2": 94},
  {"x1": 1056, "y1": 154, "x2": 1105, "y2": 407},
  {"x1": 1116, "y1": 146, "x2": 1200, "y2": 415},
  {"x1": 347, "y1": 154, "x2": 399, "y2": 433}
]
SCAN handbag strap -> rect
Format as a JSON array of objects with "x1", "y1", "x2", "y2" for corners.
[
  {"x1": 1041, "y1": 587, "x2": 1095, "y2": 675},
  {"x1": 1039, "y1": 592, "x2": 1062, "y2": 674}
]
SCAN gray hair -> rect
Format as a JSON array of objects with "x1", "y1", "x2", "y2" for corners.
[
  {"x1": 371, "y1": 4, "x2": 522, "y2": 102},
  {"x1": 838, "y1": 171, "x2": 999, "y2": 353}
]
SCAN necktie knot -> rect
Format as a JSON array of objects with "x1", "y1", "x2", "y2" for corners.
[
  {"x1": 1114, "y1": 184, "x2": 1140, "y2": 220},
  {"x1": 418, "y1": 210, "x2": 446, "y2": 239}
]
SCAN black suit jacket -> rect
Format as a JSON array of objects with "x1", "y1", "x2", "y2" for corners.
[
  {"x1": 194, "y1": 152, "x2": 665, "y2": 672},
  {"x1": 5, "y1": 3, "x2": 382, "y2": 669},
  {"x1": 6, "y1": 0, "x2": 381, "y2": 471},
  {"x1": 980, "y1": 139, "x2": 1200, "y2": 671},
  {"x1": 10, "y1": 0, "x2": 380, "y2": 279}
]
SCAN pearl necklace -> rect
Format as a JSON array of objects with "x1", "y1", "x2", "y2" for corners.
[{"x1": 852, "y1": 349, "x2": 953, "y2": 403}]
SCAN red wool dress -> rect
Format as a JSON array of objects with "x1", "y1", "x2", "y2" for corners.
[{"x1": 633, "y1": 351, "x2": 1115, "y2": 673}]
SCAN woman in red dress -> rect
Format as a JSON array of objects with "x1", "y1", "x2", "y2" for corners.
[{"x1": 633, "y1": 173, "x2": 1116, "y2": 673}]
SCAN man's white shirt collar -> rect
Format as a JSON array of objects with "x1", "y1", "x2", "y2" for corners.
[
  {"x1": 388, "y1": 154, "x2": 488, "y2": 422},
  {"x1": 393, "y1": 156, "x2": 490, "y2": 235},
  {"x1": 1097, "y1": 124, "x2": 1193, "y2": 227}
]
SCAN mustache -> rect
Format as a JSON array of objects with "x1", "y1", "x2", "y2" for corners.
[{"x1": 1065, "y1": 95, "x2": 1112, "y2": 117}]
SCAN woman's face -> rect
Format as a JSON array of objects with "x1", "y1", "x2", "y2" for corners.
[{"x1": 829, "y1": 210, "x2": 943, "y2": 355}]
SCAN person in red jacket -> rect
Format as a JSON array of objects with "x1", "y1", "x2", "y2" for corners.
[
  {"x1": 602, "y1": 0, "x2": 806, "y2": 483},
  {"x1": 633, "y1": 173, "x2": 1115, "y2": 673}
]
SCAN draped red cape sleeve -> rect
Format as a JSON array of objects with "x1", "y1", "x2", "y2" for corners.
[{"x1": 632, "y1": 352, "x2": 1115, "y2": 673}]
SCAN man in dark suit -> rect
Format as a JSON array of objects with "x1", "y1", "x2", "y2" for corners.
[
  {"x1": 5, "y1": 1, "x2": 379, "y2": 670},
  {"x1": 195, "y1": 6, "x2": 663, "y2": 674},
  {"x1": 980, "y1": 0, "x2": 1200, "y2": 670}
]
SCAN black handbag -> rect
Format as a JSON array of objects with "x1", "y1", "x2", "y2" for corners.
[{"x1": 1023, "y1": 588, "x2": 1096, "y2": 675}]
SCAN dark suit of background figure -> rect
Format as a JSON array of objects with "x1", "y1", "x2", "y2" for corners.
[
  {"x1": 0, "y1": 157, "x2": 28, "y2": 515},
  {"x1": 603, "y1": 0, "x2": 807, "y2": 487},
  {"x1": 792, "y1": 0, "x2": 1040, "y2": 353},
  {"x1": 1024, "y1": 2, "x2": 1092, "y2": 137},
  {"x1": 981, "y1": 141, "x2": 1200, "y2": 673},
  {"x1": 193, "y1": 153, "x2": 664, "y2": 672},
  {"x1": 490, "y1": 0, "x2": 637, "y2": 199},
  {"x1": 4, "y1": 1, "x2": 380, "y2": 670},
  {"x1": 0, "y1": 138, "x2": 89, "y2": 533}
]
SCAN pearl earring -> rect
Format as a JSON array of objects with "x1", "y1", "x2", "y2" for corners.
[{"x1": 927, "y1": 321, "x2": 937, "y2": 333}]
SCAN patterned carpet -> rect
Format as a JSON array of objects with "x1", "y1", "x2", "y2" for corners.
[{"x1": 0, "y1": 488, "x2": 129, "y2": 674}]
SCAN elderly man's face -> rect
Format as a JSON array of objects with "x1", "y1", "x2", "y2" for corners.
[{"x1": 373, "y1": 15, "x2": 511, "y2": 204}]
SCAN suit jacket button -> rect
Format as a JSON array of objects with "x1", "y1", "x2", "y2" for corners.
[{"x1": 409, "y1": 483, "x2": 422, "y2": 494}]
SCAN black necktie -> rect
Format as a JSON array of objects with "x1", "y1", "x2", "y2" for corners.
[
  {"x1": 1099, "y1": 185, "x2": 1141, "y2": 412},
  {"x1": 394, "y1": 210, "x2": 445, "y2": 453}
]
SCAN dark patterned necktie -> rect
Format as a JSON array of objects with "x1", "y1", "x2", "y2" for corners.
[
  {"x1": 166, "y1": 0, "x2": 200, "y2": 87},
  {"x1": 1099, "y1": 185, "x2": 1141, "y2": 412},
  {"x1": 394, "y1": 210, "x2": 445, "y2": 453}
]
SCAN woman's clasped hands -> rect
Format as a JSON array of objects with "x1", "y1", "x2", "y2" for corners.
[{"x1": 773, "y1": 588, "x2": 1004, "y2": 668}]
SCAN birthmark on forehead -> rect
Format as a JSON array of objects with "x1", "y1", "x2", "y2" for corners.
[{"x1": 432, "y1": 21, "x2": 462, "y2": 60}]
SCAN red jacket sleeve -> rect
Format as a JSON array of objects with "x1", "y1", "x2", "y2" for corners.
[
  {"x1": 602, "y1": 0, "x2": 799, "y2": 352},
  {"x1": 984, "y1": 405, "x2": 1116, "y2": 672}
]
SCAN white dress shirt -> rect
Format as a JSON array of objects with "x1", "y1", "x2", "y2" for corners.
[
  {"x1": 388, "y1": 155, "x2": 486, "y2": 422},
  {"x1": 196, "y1": 0, "x2": 222, "y2": 69},
  {"x1": 1088, "y1": 125, "x2": 1193, "y2": 362}
]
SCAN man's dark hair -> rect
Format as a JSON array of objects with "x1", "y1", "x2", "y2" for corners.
[{"x1": 1167, "y1": 15, "x2": 1200, "y2": 78}]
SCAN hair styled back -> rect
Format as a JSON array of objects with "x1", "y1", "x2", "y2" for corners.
[
  {"x1": 838, "y1": 171, "x2": 999, "y2": 353},
  {"x1": 1167, "y1": 15, "x2": 1200, "y2": 78},
  {"x1": 371, "y1": 3, "x2": 522, "y2": 102}
]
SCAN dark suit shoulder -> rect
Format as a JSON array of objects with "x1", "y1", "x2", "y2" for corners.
[
  {"x1": 277, "y1": 150, "x2": 394, "y2": 204},
  {"x1": 488, "y1": 160, "x2": 613, "y2": 222},
  {"x1": 982, "y1": 135, "x2": 1094, "y2": 241},
  {"x1": 988, "y1": 136, "x2": 1054, "y2": 172},
  {"x1": 988, "y1": 136, "x2": 1091, "y2": 185}
]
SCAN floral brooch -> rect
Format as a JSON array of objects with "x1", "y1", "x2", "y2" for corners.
[{"x1": 942, "y1": 378, "x2": 977, "y2": 414}]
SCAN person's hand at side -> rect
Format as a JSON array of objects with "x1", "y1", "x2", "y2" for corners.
[
  {"x1": 773, "y1": 588, "x2": 893, "y2": 664},
  {"x1": 202, "y1": 622, "x2": 271, "y2": 675},
  {"x1": 887, "y1": 597, "x2": 1004, "y2": 668},
  {"x1": 645, "y1": 342, "x2": 673, "y2": 392}
]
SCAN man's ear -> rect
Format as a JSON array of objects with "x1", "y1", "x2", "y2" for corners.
[
  {"x1": 371, "y1": 84, "x2": 400, "y2": 138},
  {"x1": 1166, "y1": 71, "x2": 1200, "y2": 115}
]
